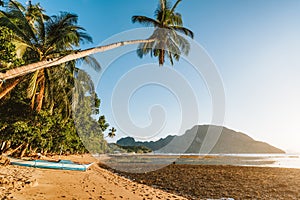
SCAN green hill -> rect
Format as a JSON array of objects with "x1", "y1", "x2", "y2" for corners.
[{"x1": 117, "y1": 125, "x2": 285, "y2": 154}]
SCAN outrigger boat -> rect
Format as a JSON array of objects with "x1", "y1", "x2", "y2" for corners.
[{"x1": 9, "y1": 158, "x2": 93, "y2": 171}]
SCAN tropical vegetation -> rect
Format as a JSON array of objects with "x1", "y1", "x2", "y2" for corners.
[
  {"x1": 0, "y1": 0, "x2": 193, "y2": 157},
  {"x1": 117, "y1": 145, "x2": 152, "y2": 154},
  {"x1": 0, "y1": 1, "x2": 110, "y2": 156}
]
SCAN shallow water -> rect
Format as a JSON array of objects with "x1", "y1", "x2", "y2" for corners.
[
  {"x1": 172, "y1": 153, "x2": 300, "y2": 169},
  {"x1": 98, "y1": 153, "x2": 300, "y2": 171}
]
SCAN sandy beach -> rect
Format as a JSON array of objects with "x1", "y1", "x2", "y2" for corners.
[
  {"x1": 0, "y1": 154, "x2": 186, "y2": 200},
  {"x1": 2, "y1": 154, "x2": 300, "y2": 199}
]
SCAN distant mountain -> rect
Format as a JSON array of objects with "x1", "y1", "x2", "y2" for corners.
[{"x1": 116, "y1": 125, "x2": 285, "y2": 154}]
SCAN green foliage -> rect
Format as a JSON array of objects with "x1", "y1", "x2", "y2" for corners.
[
  {"x1": 0, "y1": 1, "x2": 99, "y2": 112},
  {"x1": 98, "y1": 115, "x2": 109, "y2": 132},
  {"x1": 118, "y1": 145, "x2": 152, "y2": 154},
  {"x1": 0, "y1": 1, "x2": 109, "y2": 156},
  {"x1": 0, "y1": 91, "x2": 86, "y2": 155},
  {"x1": 0, "y1": 76, "x2": 109, "y2": 155},
  {"x1": 71, "y1": 70, "x2": 109, "y2": 154},
  {"x1": 0, "y1": 27, "x2": 24, "y2": 70},
  {"x1": 106, "y1": 143, "x2": 127, "y2": 153}
]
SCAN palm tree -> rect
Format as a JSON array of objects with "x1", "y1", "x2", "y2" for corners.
[
  {"x1": 0, "y1": 1, "x2": 96, "y2": 112},
  {"x1": 132, "y1": 0, "x2": 194, "y2": 65},
  {"x1": 107, "y1": 127, "x2": 116, "y2": 138},
  {"x1": 0, "y1": 0, "x2": 193, "y2": 89}
]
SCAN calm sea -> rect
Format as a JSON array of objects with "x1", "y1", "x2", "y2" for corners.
[
  {"x1": 159, "y1": 153, "x2": 300, "y2": 169},
  {"x1": 100, "y1": 153, "x2": 300, "y2": 169}
]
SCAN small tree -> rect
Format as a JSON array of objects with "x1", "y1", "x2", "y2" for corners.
[
  {"x1": 98, "y1": 115, "x2": 109, "y2": 132},
  {"x1": 107, "y1": 127, "x2": 116, "y2": 138}
]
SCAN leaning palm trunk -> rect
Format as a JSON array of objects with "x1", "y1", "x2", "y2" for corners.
[{"x1": 0, "y1": 39, "x2": 154, "y2": 81}]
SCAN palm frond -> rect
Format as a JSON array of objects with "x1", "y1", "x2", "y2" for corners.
[
  {"x1": 0, "y1": 11, "x2": 32, "y2": 45},
  {"x1": 170, "y1": 0, "x2": 182, "y2": 13},
  {"x1": 132, "y1": 15, "x2": 160, "y2": 27},
  {"x1": 166, "y1": 37, "x2": 181, "y2": 56},
  {"x1": 136, "y1": 41, "x2": 155, "y2": 58},
  {"x1": 36, "y1": 78, "x2": 44, "y2": 111},
  {"x1": 77, "y1": 31, "x2": 93, "y2": 44},
  {"x1": 8, "y1": 0, "x2": 26, "y2": 13},
  {"x1": 156, "y1": 0, "x2": 172, "y2": 20},
  {"x1": 46, "y1": 12, "x2": 92, "y2": 50},
  {"x1": 27, "y1": 70, "x2": 39, "y2": 98},
  {"x1": 12, "y1": 39, "x2": 30, "y2": 58},
  {"x1": 170, "y1": 12, "x2": 182, "y2": 26},
  {"x1": 80, "y1": 55, "x2": 101, "y2": 72},
  {"x1": 34, "y1": 7, "x2": 47, "y2": 45},
  {"x1": 170, "y1": 25, "x2": 194, "y2": 38},
  {"x1": 7, "y1": 0, "x2": 38, "y2": 43},
  {"x1": 167, "y1": 50, "x2": 174, "y2": 65},
  {"x1": 174, "y1": 34, "x2": 190, "y2": 55}
]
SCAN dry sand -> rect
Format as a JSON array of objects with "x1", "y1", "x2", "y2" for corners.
[{"x1": 0, "y1": 154, "x2": 186, "y2": 200}]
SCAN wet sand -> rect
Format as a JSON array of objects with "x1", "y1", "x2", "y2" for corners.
[{"x1": 108, "y1": 164, "x2": 300, "y2": 199}]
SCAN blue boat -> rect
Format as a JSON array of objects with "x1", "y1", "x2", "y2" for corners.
[{"x1": 10, "y1": 158, "x2": 93, "y2": 171}]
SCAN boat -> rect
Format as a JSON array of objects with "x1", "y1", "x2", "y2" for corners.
[{"x1": 9, "y1": 158, "x2": 93, "y2": 171}]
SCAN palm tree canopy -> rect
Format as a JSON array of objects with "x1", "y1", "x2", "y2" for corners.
[
  {"x1": 132, "y1": 0, "x2": 194, "y2": 65},
  {"x1": 0, "y1": 0, "x2": 191, "y2": 82},
  {"x1": 0, "y1": 0, "x2": 98, "y2": 112},
  {"x1": 108, "y1": 127, "x2": 116, "y2": 138}
]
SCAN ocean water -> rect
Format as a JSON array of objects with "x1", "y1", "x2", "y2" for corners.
[
  {"x1": 101, "y1": 153, "x2": 300, "y2": 170},
  {"x1": 159, "y1": 154, "x2": 300, "y2": 169},
  {"x1": 251, "y1": 154, "x2": 300, "y2": 169},
  {"x1": 166, "y1": 153, "x2": 300, "y2": 169}
]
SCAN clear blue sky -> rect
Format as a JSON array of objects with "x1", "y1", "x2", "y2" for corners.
[{"x1": 29, "y1": 0, "x2": 300, "y2": 153}]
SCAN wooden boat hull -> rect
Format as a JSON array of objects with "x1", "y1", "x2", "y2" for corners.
[{"x1": 10, "y1": 158, "x2": 93, "y2": 171}]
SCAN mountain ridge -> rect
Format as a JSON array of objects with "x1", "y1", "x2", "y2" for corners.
[{"x1": 116, "y1": 125, "x2": 285, "y2": 154}]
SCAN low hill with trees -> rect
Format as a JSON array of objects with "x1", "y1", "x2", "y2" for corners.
[{"x1": 117, "y1": 125, "x2": 285, "y2": 154}]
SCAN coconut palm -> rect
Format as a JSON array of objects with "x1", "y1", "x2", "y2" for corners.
[
  {"x1": 132, "y1": 0, "x2": 194, "y2": 65},
  {"x1": 0, "y1": 1, "x2": 97, "y2": 112},
  {"x1": 0, "y1": 0, "x2": 193, "y2": 87},
  {"x1": 107, "y1": 127, "x2": 116, "y2": 138}
]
